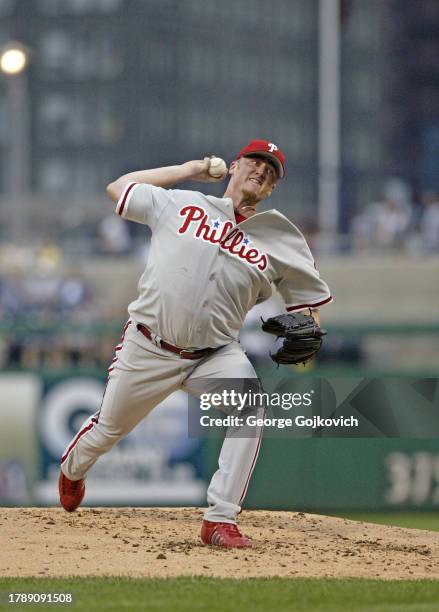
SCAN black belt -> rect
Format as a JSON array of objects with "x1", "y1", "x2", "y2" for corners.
[{"x1": 137, "y1": 324, "x2": 213, "y2": 360}]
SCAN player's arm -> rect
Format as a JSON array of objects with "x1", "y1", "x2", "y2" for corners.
[
  {"x1": 292, "y1": 307, "x2": 321, "y2": 325},
  {"x1": 106, "y1": 158, "x2": 226, "y2": 203},
  {"x1": 308, "y1": 308, "x2": 320, "y2": 326}
]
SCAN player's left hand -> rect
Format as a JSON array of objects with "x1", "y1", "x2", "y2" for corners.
[
  {"x1": 261, "y1": 312, "x2": 327, "y2": 366},
  {"x1": 181, "y1": 157, "x2": 228, "y2": 183}
]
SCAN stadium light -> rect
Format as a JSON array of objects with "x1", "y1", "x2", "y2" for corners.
[{"x1": 0, "y1": 44, "x2": 28, "y2": 75}]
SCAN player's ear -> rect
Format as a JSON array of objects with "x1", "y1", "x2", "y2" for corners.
[
  {"x1": 228, "y1": 160, "x2": 238, "y2": 175},
  {"x1": 268, "y1": 182, "x2": 277, "y2": 196}
]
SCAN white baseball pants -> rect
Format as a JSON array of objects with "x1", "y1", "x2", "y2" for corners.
[{"x1": 61, "y1": 320, "x2": 264, "y2": 523}]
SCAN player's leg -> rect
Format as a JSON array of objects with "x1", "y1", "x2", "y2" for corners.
[
  {"x1": 183, "y1": 342, "x2": 265, "y2": 532},
  {"x1": 60, "y1": 322, "x2": 185, "y2": 483}
]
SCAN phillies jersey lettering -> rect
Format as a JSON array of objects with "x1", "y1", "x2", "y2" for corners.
[{"x1": 178, "y1": 205, "x2": 268, "y2": 271}]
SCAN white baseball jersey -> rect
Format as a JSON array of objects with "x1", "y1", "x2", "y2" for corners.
[{"x1": 116, "y1": 182, "x2": 332, "y2": 349}]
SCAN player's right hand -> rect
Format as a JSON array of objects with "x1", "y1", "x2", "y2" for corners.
[{"x1": 181, "y1": 158, "x2": 228, "y2": 183}]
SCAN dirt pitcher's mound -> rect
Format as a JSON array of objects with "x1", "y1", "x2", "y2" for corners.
[{"x1": 1, "y1": 508, "x2": 438, "y2": 580}]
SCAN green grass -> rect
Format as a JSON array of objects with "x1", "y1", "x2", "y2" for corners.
[
  {"x1": 1, "y1": 577, "x2": 439, "y2": 612},
  {"x1": 329, "y1": 513, "x2": 439, "y2": 532}
]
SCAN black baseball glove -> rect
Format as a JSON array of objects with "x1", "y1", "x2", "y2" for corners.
[{"x1": 261, "y1": 312, "x2": 326, "y2": 365}]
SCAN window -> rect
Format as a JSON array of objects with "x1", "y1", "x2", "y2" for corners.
[
  {"x1": 38, "y1": 29, "x2": 123, "y2": 79},
  {"x1": 37, "y1": 0, "x2": 123, "y2": 15},
  {"x1": 37, "y1": 92, "x2": 120, "y2": 146},
  {"x1": 0, "y1": 0, "x2": 16, "y2": 16},
  {"x1": 38, "y1": 156, "x2": 110, "y2": 195}
]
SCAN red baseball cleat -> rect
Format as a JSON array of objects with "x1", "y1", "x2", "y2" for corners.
[
  {"x1": 58, "y1": 471, "x2": 85, "y2": 512},
  {"x1": 201, "y1": 520, "x2": 252, "y2": 548}
]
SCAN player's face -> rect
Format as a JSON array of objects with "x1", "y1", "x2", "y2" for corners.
[{"x1": 230, "y1": 155, "x2": 277, "y2": 204}]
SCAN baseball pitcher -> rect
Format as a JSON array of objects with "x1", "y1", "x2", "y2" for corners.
[{"x1": 59, "y1": 140, "x2": 332, "y2": 548}]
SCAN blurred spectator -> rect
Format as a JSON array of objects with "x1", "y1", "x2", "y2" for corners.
[
  {"x1": 95, "y1": 214, "x2": 132, "y2": 254},
  {"x1": 351, "y1": 177, "x2": 413, "y2": 253},
  {"x1": 37, "y1": 239, "x2": 64, "y2": 270},
  {"x1": 351, "y1": 202, "x2": 379, "y2": 253},
  {"x1": 419, "y1": 190, "x2": 439, "y2": 253},
  {"x1": 374, "y1": 196, "x2": 412, "y2": 251},
  {"x1": 58, "y1": 269, "x2": 90, "y2": 312},
  {"x1": 21, "y1": 268, "x2": 61, "y2": 313}
]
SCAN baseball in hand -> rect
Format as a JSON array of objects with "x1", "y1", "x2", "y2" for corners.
[{"x1": 208, "y1": 157, "x2": 227, "y2": 178}]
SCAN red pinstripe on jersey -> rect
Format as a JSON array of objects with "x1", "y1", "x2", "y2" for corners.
[
  {"x1": 108, "y1": 320, "x2": 131, "y2": 372},
  {"x1": 60, "y1": 320, "x2": 132, "y2": 465},
  {"x1": 116, "y1": 182, "x2": 138, "y2": 216},
  {"x1": 286, "y1": 295, "x2": 333, "y2": 312},
  {"x1": 238, "y1": 409, "x2": 265, "y2": 505},
  {"x1": 61, "y1": 417, "x2": 98, "y2": 464}
]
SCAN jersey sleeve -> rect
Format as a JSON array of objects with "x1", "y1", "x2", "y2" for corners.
[
  {"x1": 115, "y1": 182, "x2": 171, "y2": 228},
  {"x1": 274, "y1": 242, "x2": 332, "y2": 312}
]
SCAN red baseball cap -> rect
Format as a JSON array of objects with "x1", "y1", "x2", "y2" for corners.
[{"x1": 235, "y1": 139, "x2": 286, "y2": 178}]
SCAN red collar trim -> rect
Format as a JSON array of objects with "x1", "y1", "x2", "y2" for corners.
[{"x1": 235, "y1": 212, "x2": 247, "y2": 224}]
